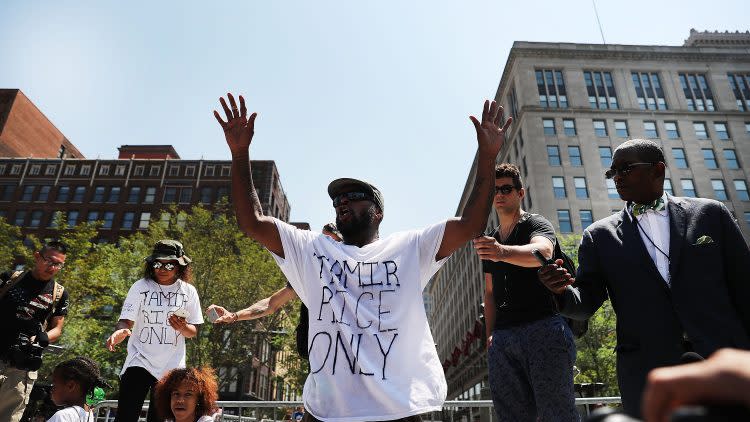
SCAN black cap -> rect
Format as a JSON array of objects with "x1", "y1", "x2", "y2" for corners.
[{"x1": 327, "y1": 178, "x2": 384, "y2": 212}]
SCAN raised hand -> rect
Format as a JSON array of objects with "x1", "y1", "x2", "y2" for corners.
[
  {"x1": 469, "y1": 100, "x2": 513, "y2": 158},
  {"x1": 213, "y1": 93, "x2": 257, "y2": 156}
]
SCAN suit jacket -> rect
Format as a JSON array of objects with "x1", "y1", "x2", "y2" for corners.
[{"x1": 557, "y1": 195, "x2": 750, "y2": 417}]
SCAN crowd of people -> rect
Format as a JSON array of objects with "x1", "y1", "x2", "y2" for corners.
[{"x1": 0, "y1": 92, "x2": 748, "y2": 422}]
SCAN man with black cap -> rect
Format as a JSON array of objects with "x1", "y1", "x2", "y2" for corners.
[{"x1": 214, "y1": 93, "x2": 511, "y2": 421}]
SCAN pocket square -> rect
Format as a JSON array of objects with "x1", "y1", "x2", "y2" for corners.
[{"x1": 694, "y1": 235, "x2": 714, "y2": 245}]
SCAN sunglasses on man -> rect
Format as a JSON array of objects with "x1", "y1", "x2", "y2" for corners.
[
  {"x1": 332, "y1": 191, "x2": 373, "y2": 207},
  {"x1": 604, "y1": 162, "x2": 656, "y2": 179},
  {"x1": 494, "y1": 185, "x2": 518, "y2": 195},
  {"x1": 152, "y1": 262, "x2": 177, "y2": 271}
]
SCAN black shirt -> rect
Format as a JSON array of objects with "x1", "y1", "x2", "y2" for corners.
[
  {"x1": 0, "y1": 271, "x2": 69, "y2": 355},
  {"x1": 482, "y1": 213, "x2": 558, "y2": 329}
]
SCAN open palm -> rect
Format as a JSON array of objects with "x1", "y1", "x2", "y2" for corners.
[
  {"x1": 470, "y1": 100, "x2": 512, "y2": 157},
  {"x1": 214, "y1": 93, "x2": 257, "y2": 155}
]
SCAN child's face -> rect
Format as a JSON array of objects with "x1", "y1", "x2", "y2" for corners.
[
  {"x1": 170, "y1": 380, "x2": 199, "y2": 422},
  {"x1": 50, "y1": 373, "x2": 75, "y2": 406}
]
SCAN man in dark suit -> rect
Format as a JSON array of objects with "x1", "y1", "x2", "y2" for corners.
[{"x1": 538, "y1": 139, "x2": 750, "y2": 417}]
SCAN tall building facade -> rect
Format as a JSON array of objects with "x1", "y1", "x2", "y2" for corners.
[{"x1": 428, "y1": 30, "x2": 750, "y2": 400}]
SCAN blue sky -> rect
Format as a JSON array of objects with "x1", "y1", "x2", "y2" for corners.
[{"x1": 1, "y1": 1, "x2": 747, "y2": 234}]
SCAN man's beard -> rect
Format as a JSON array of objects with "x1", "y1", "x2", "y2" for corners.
[{"x1": 337, "y1": 205, "x2": 378, "y2": 239}]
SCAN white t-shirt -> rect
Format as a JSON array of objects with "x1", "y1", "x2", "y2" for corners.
[
  {"x1": 47, "y1": 406, "x2": 93, "y2": 422},
  {"x1": 271, "y1": 218, "x2": 449, "y2": 422},
  {"x1": 118, "y1": 278, "x2": 204, "y2": 379}
]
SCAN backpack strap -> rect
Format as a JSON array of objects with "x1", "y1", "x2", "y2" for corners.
[
  {"x1": 0, "y1": 270, "x2": 27, "y2": 301},
  {"x1": 42, "y1": 282, "x2": 65, "y2": 331}
]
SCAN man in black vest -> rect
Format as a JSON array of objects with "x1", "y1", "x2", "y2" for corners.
[
  {"x1": 0, "y1": 240, "x2": 69, "y2": 422},
  {"x1": 538, "y1": 139, "x2": 750, "y2": 417}
]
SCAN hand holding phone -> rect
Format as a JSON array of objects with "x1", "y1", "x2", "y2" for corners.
[
  {"x1": 173, "y1": 308, "x2": 190, "y2": 319},
  {"x1": 531, "y1": 249, "x2": 555, "y2": 267},
  {"x1": 207, "y1": 307, "x2": 220, "y2": 323}
]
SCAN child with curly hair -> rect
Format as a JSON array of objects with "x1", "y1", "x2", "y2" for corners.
[
  {"x1": 153, "y1": 367, "x2": 219, "y2": 422},
  {"x1": 47, "y1": 356, "x2": 109, "y2": 422}
]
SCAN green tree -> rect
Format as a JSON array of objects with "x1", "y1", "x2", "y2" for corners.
[{"x1": 558, "y1": 233, "x2": 619, "y2": 396}]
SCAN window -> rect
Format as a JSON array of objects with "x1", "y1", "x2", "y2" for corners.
[
  {"x1": 179, "y1": 188, "x2": 192, "y2": 204},
  {"x1": 563, "y1": 119, "x2": 576, "y2": 136},
  {"x1": 632, "y1": 72, "x2": 668, "y2": 110},
  {"x1": 10, "y1": 164, "x2": 22, "y2": 175},
  {"x1": 64, "y1": 165, "x2": 76, "y2": 176},
  {"x1": 664, "y1": 179, "x2": 673, "y2": 195},
  {"x1": 712, "y1": 180, "x2": 728, "y2": 201},
  {"x1": 217, "y1": 186, "x2": 229, "y2": 201},
  {"x1": 45, "y1": 165, "x2": 57, "y2": 176},
  {"x1": 665, "y1": 121, "x2": 680, "y2": 139},
  {"x1": 87, "y1": 211, "x2": 100, "y2": 223},
  {"x1": 102, "y1": 212, "x2": 115, "y2": 229},
  {"x1": 547, "y1": 146, "x2": 561, "y2": 166},
  {"x1": 176, "y1": 213, "x2": 187, "y2": 229},
  {"x1": 584, "y1": 71, "x2": 618, "y2": 109},
  {"x1": 615, "y1": 120, "x2": 629, "y2": 137},
  {"x1": 80, "y1": 165, "x2": 91, "y2": 176},
  {"x1": 200, "y1": 187, "x2": 213, "y2": 204},
  {"x1": 746, "y1": 212, "x2": 750, "y2": 229},
  {"x1": 92, "y1": 186, "x2": 106, "y2": 203},
  {"x1": 543, "y1": 119, "x2": 556, "y2": 135},
  {"x1": 144, "y1": 187, "x2": 156, "y2": 204},
  {"x1": 128, "y1": 186, "x2": 141, "y2": 203},
  {"x1": 593, "y1": 120, "x2": 608, "y2": 137},
  {"x1": 574, "y1": 177, "x2": 589, "y2": 199},
  {"x1": 644, "y1": 121, "x2": 658, "y2": 138},
  {"x1": 134, "y1": 165, "x2": 145, "y2": 176},
  {"x1": 568, "y1": 146, "x2": 582, "y2": 167},
  {"x1": 220, "y1": 166, "x2": 231, "y2": 177},
  {"x1": 99, "y1": 165, "x2": 110, "y2": 176},
  {"x1": 159, "y1": 213, "x2": 171, "y2": 227},
  {"x1": 185, "y1": 166, "x2": 196, "y2": 177},
  {"x1": 107, "y1": 186, "x2": 121, "y2": 203},
  {"x1": 714, "y1": 122, "x2": 729, "y2": 140},
  {"x1": 693, "y1": 122, "x2": 708, "y2": 140},
  {"x1": 115, "y1": 165, "x2": 126, "y2": 176},
  {"x1": 29, "y1": 165, "x2": 40, "y2": 175},
  {"x1": 66, "y1": 210, "x2": 79, "y2": 228},
  {"x1": 672, "y1": 148, "x2": 688, "y2": 169},
  {"x1": 204, "y1": 166, "x2": 215, "y2": 177},
  {"x1": 72, "y1": 186, "x2": 86, "y2": 202},
  {"x1": 552, "y1": 177, "x2": 566, "y2": 199},
  {"x1": 21, "y1": 186, "x2": 34, "y2": 201},
  {"x1": 121, "y1": 212, "x2": 135, "y2": 230},
  {"x1": 702, "y1": 149, "x2": 718, "y2": 169},
  {"x1": 727, "y1": 73, "x2": 750, "y2": 111},
  {"x1": 599, "y1": 147, "x2": 613, "y2": 167},
  {"x1": 747, "y1": 123, "x2": 750, "y2": 134},
  {"x1": 0, "y1": 164, "x2": 6, "y2": 175},
  {"x1": 536, "y1": 69, "x2": 568, "y2": 108},
  {"x1": 163, "y1": 187, "x2": 177, "y2": 203},
  {"x1": 724, "y1": 150, "x2": 740, "y2": 169},
  {"x1": 0, "y1": 185, "x2": 15, "y2": 201},
  {"x1": 14, "y1": 210, "x2": 27, "y2": 227},
  {"x1": 169, "y1": 165, "x2": 180, "y2": 176},
  {"x1": 679, "y1": 73, "x2": 716, "y2": 111},
  {"x1": 29, "y1": 211, "x2": 43, "y2": 228},
  {"x1": 149, "y1": 166, "x2": 160, "y2": 176},
  {"x1": 606, "y1": 179, "x2": 619, "y2": 199},
  {"x1": 138, "y1": 212, "x2": 151, "y2": 229},
  {"x1": 56, "y1": 186, "x2": 70, "y2": 202},
  {"x1": 37, "y1": 186, "x2": 51, "y2": 202},
  {"x1": 681, "y1": 179, "x2": 697, "y2": 197},
  {"x1": 735, "y1": 180, "x2": 749, "y2": 201},
  {"x1": 557, "y1": 210, "x2": 572, "y2": 233},
  {"x1": 508, "y1": 86, "x2": 520, "y2": 121},
  {"x1": 580, "y1": 210, "x2": 593, "y2": 229}
]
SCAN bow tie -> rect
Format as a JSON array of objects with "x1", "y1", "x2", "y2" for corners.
[{"x1": 632, "y1": 197, "x2": 666, "y2": 217}]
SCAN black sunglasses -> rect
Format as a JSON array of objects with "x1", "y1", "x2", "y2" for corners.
[
  {"x1": 332, "y1": 191, "x2": 372, "y2": 207},
  {"x1": 152, "y1": 262, "x2": 177, "y2": 271},
  {"x1": 604, "y1": 162, "x2": 656, "y2": 179},
  {"x1": 494, "y1": 184, "x2": 517, "y2": 195}
]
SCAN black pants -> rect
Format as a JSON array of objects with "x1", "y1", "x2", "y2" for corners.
[{"x1": 114, "y1": 366, "x2": 158, "y2": 422}]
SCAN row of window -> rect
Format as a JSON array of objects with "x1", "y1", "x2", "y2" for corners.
[
  {"x1": 542, "y1": 118, "x2": 742, "y2": 140},
  {"x1": 0, "y1": 184, "x2": 230, "y2": 204},
  {"x1": 0, "y1": 162, "x2": 232, "y2": 178},
  {"x1": 548, "y1": 145, "x2": 741, "y2": 170},
  {"x1": 551, "y1": 176, "x2": 749, "y2": 202},
  {"x1": 0, "y1": 209, "x2": 185, "y2": 231},
  {"x1": 537, "y1": 69, "x2": 750, "y2": 112},
  {"x1": 558, "y1": 208, "x2": 750, "y2": 234}
]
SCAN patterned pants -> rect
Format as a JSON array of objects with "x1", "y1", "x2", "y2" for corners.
[{"x1": 487, "y1": 315, "x2": 579, "y2": 422}]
